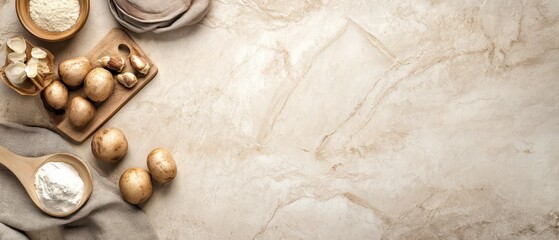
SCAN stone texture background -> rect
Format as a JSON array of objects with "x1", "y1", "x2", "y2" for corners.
[{"x1": 1, "y1": 0, "x2": 558, "y2": 239}]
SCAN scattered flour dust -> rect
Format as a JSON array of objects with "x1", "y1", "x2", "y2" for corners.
[
  {"x1": 29, "y1": 0, "x2": 80, "y2": 32},
  {"x1": 34, "y1": 162, "x2": 84, "y2": 214}
]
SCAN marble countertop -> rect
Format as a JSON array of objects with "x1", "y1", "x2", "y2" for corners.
[{"x1": 1, "y1": 0, "x2": 559, "y2": 239}]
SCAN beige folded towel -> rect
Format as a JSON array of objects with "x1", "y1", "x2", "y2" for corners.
[
  {"x1": 0, "y1": 122, "x2": 158, "y2": 239},
  {"x1": 108, "y1": 0, "x2": 210, "y2": 33},
  {"x1": 115, "y1": 0, "x2": 192, "y2": 21}
]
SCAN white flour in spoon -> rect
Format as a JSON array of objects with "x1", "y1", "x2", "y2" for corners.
[{"x1": 34, "y1": 162, "x2": 84, "y2": 214}]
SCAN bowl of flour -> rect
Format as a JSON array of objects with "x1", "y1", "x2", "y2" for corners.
[{"x1": 15, "y1": 0, "x2": 90, "y2": 42}]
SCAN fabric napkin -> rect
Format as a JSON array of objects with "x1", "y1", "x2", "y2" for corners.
[
  {"x1": 0, "y1": 122, "x2": 158, "y2": 239},
  {"x1": 108, "y1": 0, "x2": 210, "y2": 33},
  {"x1": 114, "y1": 0, "x2": 192, "y2": 21}
]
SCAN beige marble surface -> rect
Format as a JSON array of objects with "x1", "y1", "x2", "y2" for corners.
[{"x1": 1, "y1": 0, "x2": 559, "y2": 239}]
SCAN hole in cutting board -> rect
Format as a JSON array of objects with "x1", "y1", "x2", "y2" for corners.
[{"x1": 118, "y1": 44, "x2": 131, "y2": 57}]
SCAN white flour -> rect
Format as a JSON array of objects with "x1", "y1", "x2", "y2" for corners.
[
  {"x1": 34, "y1": 162, "x2": 84, "y2": 214},
  {"x1": 29, "y1": 0, "x2": 80, "y2": 32}
]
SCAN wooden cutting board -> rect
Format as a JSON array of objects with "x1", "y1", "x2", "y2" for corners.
[{"x1": 43, "y1": 28, "x2": 158, "y2": 143}]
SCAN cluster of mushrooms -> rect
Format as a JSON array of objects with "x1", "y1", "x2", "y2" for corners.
[
  {"x1": 53, "y1": 53, "x2": 172, "y2": 204},
  {"x1": 92, "y1": 127, "x2": 177, "y2": 204},
  {"x1": 44, "y1": 51, "x2": 150, "y2": 127}
]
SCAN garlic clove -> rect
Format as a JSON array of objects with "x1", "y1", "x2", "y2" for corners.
[
  {"x1": 25, "y1": 60, "x2": 38, "y2": 78},
  {"x1": 37, "y1": 59, "x2": 51, "y2": 74},
  {"x1": 27, "y1": 57, "x2": 38, "y2": 65},
  {"x1": 5, "y1": 62, "x2": 27, "y2": 85},
  {"x1": 129, "y1": 55, "x2": 150, "y2": 75},
  {"x1": 28, "y1": 58, "x2": 50, "y2": 75},
  {"x1": 116, "y1": 72, "x2": 138, "y2": 88},
  {"x1": 8, "y1": 52, "x2": 26, "y2": 63},
  {"x1": 6, "y1": 37, "x2": 26, "y2": 53},
  {"x1": 98, "y1": 55, "x2": 125, "y2": 72},
  {"x1": 31, "y1": 47, "x2": 48, "y2": 59}
]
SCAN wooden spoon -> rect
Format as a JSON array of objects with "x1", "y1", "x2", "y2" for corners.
[{"x1": 0, "y1": 145, "x2": 93, "y2": 217}]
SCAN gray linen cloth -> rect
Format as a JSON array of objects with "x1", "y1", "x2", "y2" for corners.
[
  {"x1": 108, "y1": 0, "x2": 210, "y2": 33},
  {"x1": 0, "y1": 122, "x2": 158, "y2": 239}
]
